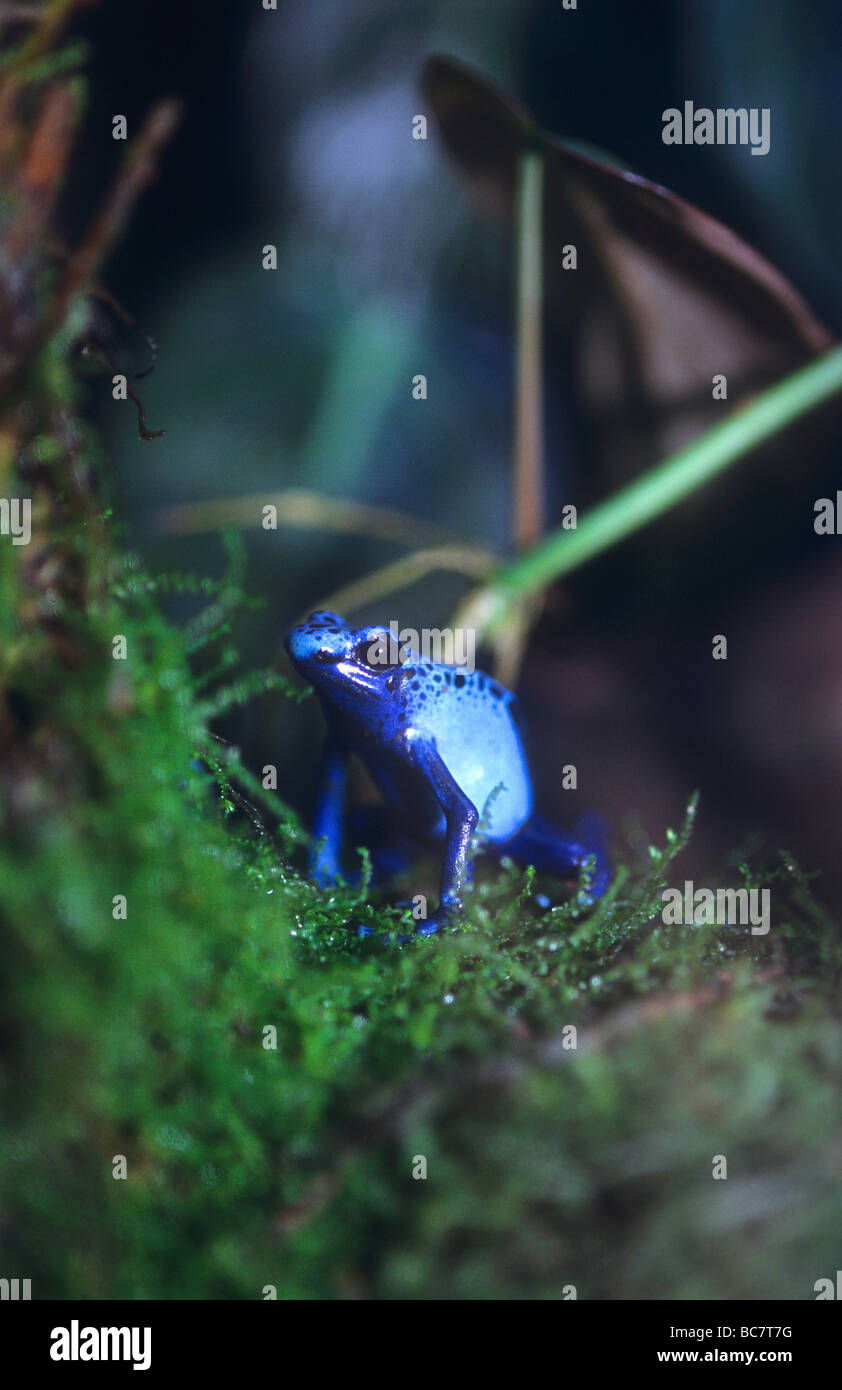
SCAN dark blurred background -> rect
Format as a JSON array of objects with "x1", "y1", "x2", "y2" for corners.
[{"x1": 63, "y1": 0, "x2": 842, "y2": 901}]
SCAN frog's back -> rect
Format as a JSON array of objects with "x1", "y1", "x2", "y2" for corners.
[{"x1": 406, "y1": 661, "x2": 532, "y2": 843}]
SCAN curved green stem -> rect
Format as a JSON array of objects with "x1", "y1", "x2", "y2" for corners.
[{"x1": 455, "y1": 345, "x2": 842, "y2": 639}]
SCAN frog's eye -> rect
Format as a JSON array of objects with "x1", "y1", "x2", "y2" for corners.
[{"x1": 354, "y1": 636, "x2": 408, "y2": 671}]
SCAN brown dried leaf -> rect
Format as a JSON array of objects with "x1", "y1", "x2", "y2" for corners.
[{"x1": 422, "y1": 55, "x2": 834, "y2": 491}]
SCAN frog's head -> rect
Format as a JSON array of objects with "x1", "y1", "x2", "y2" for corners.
[{"x1": 284, "y1": 612, "x2": 410, "y2": 709}]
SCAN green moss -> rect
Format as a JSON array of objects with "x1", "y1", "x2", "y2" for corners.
[{"x1": 1, "y1": 531, "x2": 840, "y2": 1300}]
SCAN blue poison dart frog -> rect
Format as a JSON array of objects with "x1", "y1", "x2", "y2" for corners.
[{"x1": 284, "y1": 613, "x2": 610, "y2": 936}]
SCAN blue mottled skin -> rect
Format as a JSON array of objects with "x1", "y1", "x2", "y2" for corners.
[{"x1": 284, "y1": 612, "x2": 609, "y2": 935}]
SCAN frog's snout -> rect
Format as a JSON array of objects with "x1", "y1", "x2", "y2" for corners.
[
  {"x1": 284, "y1": 625, "x2": 323, "y2": 668},
  {"x1": 282, "y1": 627, "x2": 300, "y2": 663},
  {"x1": 284, "y1": 612, "x2": 350, "y2": 672}
]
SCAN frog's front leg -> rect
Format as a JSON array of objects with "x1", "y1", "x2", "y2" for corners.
[
  {"x1": 311, "y1": 732, "x2": 349, "y2": 886},
  {"x1": 408, "y1": 735, "x2": 479, "y2": 936}
]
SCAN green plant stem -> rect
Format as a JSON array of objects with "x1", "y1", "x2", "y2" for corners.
[
  {"x1": 456, "y1": 345, "x2": 842, "y2": 639},
  {"x1": 513, "y1": 149, "x2": 545, "y2": 549}
]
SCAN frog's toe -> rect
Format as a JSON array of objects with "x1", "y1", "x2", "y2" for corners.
[
  {"x1": 414, "y1": 919, "x2": 442, "y2": 937},
  {"x1": 414, "y1": 903, "x2": 462, "y2": 936}
]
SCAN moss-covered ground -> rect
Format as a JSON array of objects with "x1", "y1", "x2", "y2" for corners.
[{"x1": 2, "y1": 535, "x2": 840, "y2": 1300}]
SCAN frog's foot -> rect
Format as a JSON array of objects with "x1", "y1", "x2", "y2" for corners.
[
  {"x1": 504, "y1": 812, "x2": 611, "y2": 899},
  {"x1": 413, "y1": 898, "x2": 463, "y2": 936},
  {"x1": 414, "y1": 916, "x2": 445, "y2": 937}
]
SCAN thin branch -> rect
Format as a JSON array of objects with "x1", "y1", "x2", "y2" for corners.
[
  {"x1": 306, "y1": 544, "x2": 496, "y2": 623},
  {"x1": 81, "y1": 340, "x2": 164, "y2": 440},
  {"x1": 4, "y1": 0, "x2": 97, "y2": 68},
  {"x1": 53, "y1": 99, "x2": 181, "y2": 323},
  {"x1": 154, "y1": 488, "x2": 481, "y2": 551},
  {"x1": 513, "y1": 148, "x2": 545, "y2": 550}
]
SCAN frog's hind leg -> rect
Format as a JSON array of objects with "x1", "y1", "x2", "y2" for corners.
[{"x1": 503, "y1": 812, "x2": 610, "y2": 900}]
